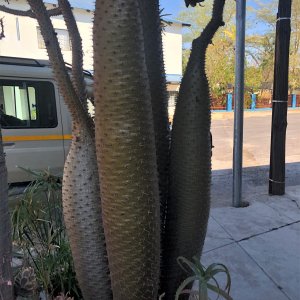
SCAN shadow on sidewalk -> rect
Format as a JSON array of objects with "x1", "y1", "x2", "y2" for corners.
[{"x1": 211, "y1": 162, "x2": 300, "y2": 208}]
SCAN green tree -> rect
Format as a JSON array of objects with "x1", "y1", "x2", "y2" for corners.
[
  {"x1": 179, "y1": 0, "x2": 300, "y2": 96},
  {"x1": 178, "y1": 0, "x2": 236, "y2": 96},
  {"x1": 247, "y1": 0, "x2": 300, "y2": 91}
]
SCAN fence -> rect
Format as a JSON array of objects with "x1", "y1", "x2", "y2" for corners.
[
  {"x1": 167, "y1": 92, "x2": 299, "y2": 121},
  {"x1": 214, "y1": 93, "x2": 299, "y2": 111}
]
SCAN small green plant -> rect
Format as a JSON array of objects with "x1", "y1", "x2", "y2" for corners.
[
  {"x1": 175, "y1": 256, "x2": 233, "y2": 300},
  {"x1": 11, "y1": 169, "x2": 82, "y2": 300}
]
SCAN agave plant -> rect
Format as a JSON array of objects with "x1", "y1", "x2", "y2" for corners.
[{"x1": 175, "y1": 257, "x2": 232, "y2": 300}]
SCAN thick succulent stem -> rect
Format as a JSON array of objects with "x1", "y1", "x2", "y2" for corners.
[
  {"x1": 139, "y1": 0, "x2": 170, "y2": 229},
  {"x1": 62, "y1": 125, "x2": 112, "y2": 299},
  {"x1": 93, "y1": 1, "x2": 161, "y2": 299},
  {"x1": 0, "y1": 128, "x2": 13, "y2": 300},
  {"x1": 26, "y1": 1, "x2": 111, "y2": 299},
  {"x1": 161, "y1": 0, "x2": 226, "y2": 298}
]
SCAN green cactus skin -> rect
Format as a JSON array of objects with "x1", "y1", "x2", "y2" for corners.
[
  {"x1": 27, "y1": 1, "x2": 112, "y2": 299},
  {"x1": 0, "y1": 129, "x2": 13, "y2": 300},
  {"x1": 93, "y1": 1, "x2": 161, "y2": 299},
  {"x1": 139, "y1": 0, "x2": 170, "y2": 229},
  {"x1": 161, "y1": 0, "x2": 226, "y2": 298}
]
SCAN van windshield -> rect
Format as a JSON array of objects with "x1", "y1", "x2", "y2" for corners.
[{"x1": 0, "y1": 80, "x2": 57, "y2": 129}]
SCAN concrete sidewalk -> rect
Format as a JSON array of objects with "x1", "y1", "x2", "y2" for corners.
[
  {"x1": 202, "y1": 184, "x2": 300, "y2": 300},
  {"x1": 196, "y1": 110, "x2": 300, "y2": 299}
]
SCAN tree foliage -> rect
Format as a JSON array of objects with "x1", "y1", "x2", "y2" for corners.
[{"x1": 179, "y1": 0, "x2": 300, "y2": 94}]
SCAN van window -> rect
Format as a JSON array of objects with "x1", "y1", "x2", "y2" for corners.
[{"x1": 0, "y1": 80, "x2": 57, "y2": 128}]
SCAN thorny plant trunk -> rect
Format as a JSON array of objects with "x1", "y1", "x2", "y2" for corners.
[
  {"x1": 1, "y1": 0, "x2": 226, "y2": 298},
  {"x1": 161, "y1": 0, "x2": 226, "y2": 298},
  {"x1": 26, "y1": 1, "x2": 111, "y2": 299},
  {"x1": 93, "y1": 1, "x2": 161, "y2": 299},
  {"x1": 139, "y1": 0, "x2": 170, "y2": 231},
  {"x1": 0, "y1": 128, "x2": 13, "y2": 300}
]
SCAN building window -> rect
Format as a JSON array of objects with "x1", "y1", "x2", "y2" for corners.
[
  {"x1": 37, "y1": 27, "x2": 72, "y2": 51},
  {"x1": 0, "y1": 80, "x2": 57, "y2": 128}
]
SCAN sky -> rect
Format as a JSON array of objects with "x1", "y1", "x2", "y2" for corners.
[
  {"x1": 160, "y1": 0, "x2": 187, "y2": 17},
  {"x1": 45, "y1": 0, "x2": 274, "y2": 35},
  {"x1": 160, "y1": 0, "x2": 262, "y2": 19},
  {"x1": 46, "y1": 0, "x2": 273, "y2": 22}
]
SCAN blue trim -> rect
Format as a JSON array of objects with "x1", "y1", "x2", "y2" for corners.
[
  {"x1": 251, "y1": 94, "x2": 257, "y2": 110},
  {"x1": 212, "y1": 107, "x2": 300, "y2": 112},
  {"x1": 292, "y1": 94, "x2": 297, "y2": 108},
  {"x1": 226, "y1": 94, "x2": 233, "y2": 111}
]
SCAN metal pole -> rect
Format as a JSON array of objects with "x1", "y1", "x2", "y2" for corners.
[{"x1": 232, "y1": 0, "x2": 246, "y2": 207}]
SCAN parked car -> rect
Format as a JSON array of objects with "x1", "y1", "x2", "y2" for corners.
[{"x1": 0, "y1": 56, "x2": 93, "y2": 183}]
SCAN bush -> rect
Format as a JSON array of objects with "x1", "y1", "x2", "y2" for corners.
[{"x1": 12, "y1": 170, "x2": 82, "y2": 300}]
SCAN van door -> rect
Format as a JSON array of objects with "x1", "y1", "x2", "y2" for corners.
[{"x1": 0, "y1": 78, "x2": 65, "y2": 183}]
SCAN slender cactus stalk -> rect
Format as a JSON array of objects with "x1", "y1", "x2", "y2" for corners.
[
  {"x1": 58, "y1": 0, "x2": 87, "y2": 106},
  {"x1": 26, "y1": 1, "x2": 111, "y2": 299},
  {"x1": 93, "y1": 1, "x2": 161, "y2": 299},
  {"x1": 26, "y1": 0, "x2": 91, "y2": 130},
  {"x1": 0, "y1": 4, "x2": 61, "y2": 18},
  {"x1": 161, "y1": 0, "x2": 226, "y2": 298},
  {"x1": 139, "y1": 0, "x2": 170, "y2": 229},
  {"x1": 0, "y1": 128, "x2": 13, "y2": 300}
]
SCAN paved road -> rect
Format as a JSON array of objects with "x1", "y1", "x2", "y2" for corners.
[
  {"x1": 211, "y1": 109, "x2": 300, "y2": 170},
  {"x1": 210, "y1": 109, "x2": 300, "y2": 207}
]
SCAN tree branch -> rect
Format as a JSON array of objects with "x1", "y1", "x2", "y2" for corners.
[
  {"x1": 26, "y1": 0, "x2": 92, "y2": 133},
  {"x1": 0, "y1": 5, "x2": 61, "y2": 18},
  {"x1": 193, "y1": 0, "x2": 225, "y2": 49}
]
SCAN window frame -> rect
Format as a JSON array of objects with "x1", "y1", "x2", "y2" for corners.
[
  {"x1": 37, "y1": 27, "x2": 72, "y2": 51},
  {"x1": 0, "y1": 79, "x2": 58, "y2": 129}
]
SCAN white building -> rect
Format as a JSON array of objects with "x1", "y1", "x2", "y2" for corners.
[{"x1": 0, "y1": 0, "x2": 189, "y2": 119}]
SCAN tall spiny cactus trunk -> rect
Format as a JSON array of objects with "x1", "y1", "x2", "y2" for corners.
[
  {"x1": 139, "y1": 0, "x2": 170, "y2": 228},
  {"x1": 27, "y1": 1, "x2": 111, "y2": 299},
  {"x1": 93, "y1": 1, "x2": 160, "y2": 299},
  {"x1": 0, "y1": 129, "x2": 13, "y2": 300},
  {"x1": 58, "y1": 0, "x2": 87, "y2": 104},
  {"x1": 161, "y1": 0, "x2": 226, "y2": 298},
  {"x1": 62, "y1": 125, "x2": 112, "y2": 299}
]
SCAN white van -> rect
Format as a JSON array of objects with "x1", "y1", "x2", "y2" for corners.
[{"x1": 0, "y1": 56, "x2": 92, "y2": 184}]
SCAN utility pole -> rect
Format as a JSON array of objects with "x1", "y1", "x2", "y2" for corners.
[
  {"x1": 232, "y1": 0, "x2": 246, "y2": 207},
  {"x1": 269, "y1": 0, "x2": 292, "y2": 195}
]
